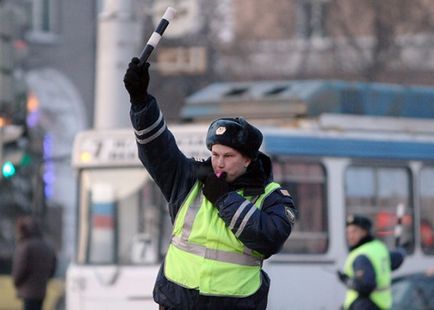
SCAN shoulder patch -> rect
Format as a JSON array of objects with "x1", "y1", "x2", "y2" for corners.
[
  {"x1": 280, "y1": 189, "x2": 290, "y2": 196},
  {"x1": 355, "y1": 270, "x2": 365, "y2": 278}
]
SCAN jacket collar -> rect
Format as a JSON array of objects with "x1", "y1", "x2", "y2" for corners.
[
  {"x1": 349, "y1": 234, "x2": 374, "y2": 252},
  {"x1": 196, "y1": 152, "x2": 272, "y2": 196}
]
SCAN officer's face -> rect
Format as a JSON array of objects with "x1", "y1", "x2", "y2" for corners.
[
  {"x1": 346, "y1": 225, "x2": 368, "y2": 247},
  {"x1": 211, "y1": 144, "x2": 251, "y2": 183}
]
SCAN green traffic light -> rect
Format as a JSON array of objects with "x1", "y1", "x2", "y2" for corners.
[{"x1": 2, "y1": 161, "x2": 16, "y2": 178}]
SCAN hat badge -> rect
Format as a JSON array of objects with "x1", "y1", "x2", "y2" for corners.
[{"x1": 216, "y1": 126, "x2": 226, "y2": 135}]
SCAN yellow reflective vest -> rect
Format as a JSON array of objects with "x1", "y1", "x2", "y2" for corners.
[
  {"x1": 343, "y1": 239, "x2": 392, "y2": 310},
  {"x1": 164, "y1": 181, "x2": 280, "y2": 297}
]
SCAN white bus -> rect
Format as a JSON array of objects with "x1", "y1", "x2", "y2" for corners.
[
  {"x1": 67, "y1": 120, "x2": 434, "y2": 310},
  {"x1": 67, "y1": 80, "x2": 434, "y2": 309}
]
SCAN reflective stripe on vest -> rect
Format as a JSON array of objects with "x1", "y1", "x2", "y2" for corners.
[
  {"x1": 171, "y1": 235, "x2": 262, "y2": 266},
  {"x1": 343, "y1": 239, "x2": 392, "y2": 310},
  {"x1": 164, "y1": 181, "x2": 281, "y2": 297}
]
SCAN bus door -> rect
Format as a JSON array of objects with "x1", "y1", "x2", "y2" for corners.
[{"x1": 67, "y1": 167, "x2": 169, "y2": 310}]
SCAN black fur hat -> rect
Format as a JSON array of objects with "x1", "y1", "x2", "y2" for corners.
[
  {"x1": 346, "y1": 214, "x2": 372, "y2": 232},
  {"x1": 206, "y1": 117, "x2": 263, "y2": 159}
]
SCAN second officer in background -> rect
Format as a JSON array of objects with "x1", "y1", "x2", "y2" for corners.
[{"x1": 337, "y1": 215, "x2": 405, "y2": 310}]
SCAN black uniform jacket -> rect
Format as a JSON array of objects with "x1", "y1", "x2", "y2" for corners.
[{"x1": 130, "y1": 95, "x2": 296, "y2": 310}]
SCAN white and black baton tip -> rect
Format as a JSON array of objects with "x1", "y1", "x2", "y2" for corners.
[
  {"x1": 162, "y1": 6, "x2": 177, "y2": 23},
  {"x1": 396, "y1": 203, "x2": 405, "y2": 218},
  {"x1": 394, "y1": 203, "x2": 405, "y2": 234},
  {"x1": 394, "y1": 203, "x2": 405, "y2": 246},
  {"x1": 139, "y1": 7, "x2": 177, "y2": 65}
]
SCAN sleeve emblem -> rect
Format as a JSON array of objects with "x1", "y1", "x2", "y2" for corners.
[{"x1": 285, "y1": 207, "x2": 296, "y2": 224}]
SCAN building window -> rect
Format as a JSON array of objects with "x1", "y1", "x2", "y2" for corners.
[
  {"x1": 25, "y1": 0, "x2": 57, "y2": 41},
  {"x1": 345, "y1": 165, "x2": 413, "y2": 253},
  {"x1": 297, "y1": 0, "x2": 329, "y2": 38}
]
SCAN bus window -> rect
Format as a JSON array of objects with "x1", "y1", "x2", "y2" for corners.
[
  {"x1": 420, "y1": 167, "x2": 434, "y2": 254},
  {"x1": 345, "y1": 166, "x2": 413, "y2": 252},
  {"x1": 273, "y1": 160, "x2": 328, "y2": 254},
  {"x1": 77, "y1": 168, "x2": 169, "y2": 265}
]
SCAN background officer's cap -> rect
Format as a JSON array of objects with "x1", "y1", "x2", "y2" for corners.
[{"x1": 346, "y1": 214, "x2": 372, "y2": 232}]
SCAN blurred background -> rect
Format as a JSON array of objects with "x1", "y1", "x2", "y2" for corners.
[{"x1": 1, "y1": 0, "x2": 434, "y2": 309}]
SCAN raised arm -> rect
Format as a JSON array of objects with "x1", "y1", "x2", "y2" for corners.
[{"x1": 124, "y1": 59, "x2": 197, "y2": 214}]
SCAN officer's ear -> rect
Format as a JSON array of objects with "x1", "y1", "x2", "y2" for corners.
[{"x1": 242, "y1": 156, "x2": 252, "y2": 169}]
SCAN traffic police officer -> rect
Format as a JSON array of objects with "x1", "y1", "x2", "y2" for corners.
[
  {"x1": 337, "y1": 215, "x2": 405, "y2": 310},
  {"x1": 123, "y1": 58, "x2": 296, "y2": 310}
]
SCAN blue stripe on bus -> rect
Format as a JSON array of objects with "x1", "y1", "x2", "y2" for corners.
[
  {"x1": 264, "y1": 135, "x2": 434, "y2": 160},
  {"x1": 92, "y1": 203, "x2": 114, "y2": 215},
  {"x1": 181, "y1": 105, "x2": 220, "y2": 118}
]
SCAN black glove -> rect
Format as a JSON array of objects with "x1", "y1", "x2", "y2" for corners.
[
  {"x1": 123, "y1": 57, "x2": 150, "y2": 104},
  {"x1": 337, "y1": 270, "x2": 349, "y2": 285},
  {"x1": 202, "y1": 173, "x2": 231, "y2": 205},
  {"x1": 196, "y1": 160, "x2": 213, "y2": 183}
]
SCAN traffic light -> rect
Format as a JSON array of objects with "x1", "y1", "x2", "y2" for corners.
[
  {"x1": 1, "y1": 160, "x2": 15, "y2": 178},
  {"x1": 0, "y1": 122, "x2": 25, "y2": 180}
]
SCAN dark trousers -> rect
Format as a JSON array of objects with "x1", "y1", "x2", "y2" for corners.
[
  {"x1": 23, "y1": 298, "x2": 43, "y2": 310},
  {"x1": 349, "y1": 297, "x2": 381, "y2": 310}
]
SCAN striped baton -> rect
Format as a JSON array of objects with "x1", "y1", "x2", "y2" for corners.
[
  {"x1": 394, "y1": 203, "x2": 405, "y2": 248},
  {"x1": 139, "y1": 7, "x2": 176, "y2": 66}
]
